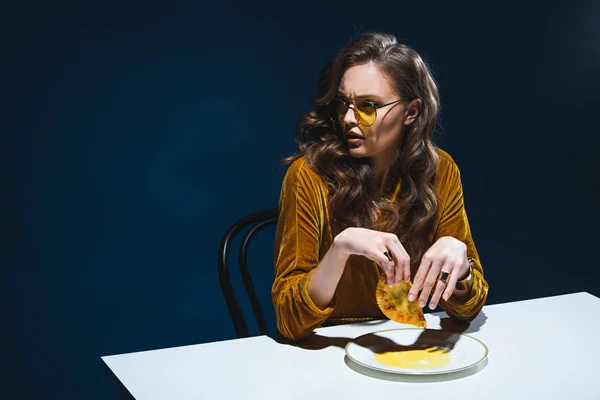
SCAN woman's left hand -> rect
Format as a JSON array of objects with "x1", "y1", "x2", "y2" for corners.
[{"x1": 408, "y1": 236, "x2": 469, "y2": 310}]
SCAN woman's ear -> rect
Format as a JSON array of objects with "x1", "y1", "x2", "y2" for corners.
[{"x1": 404, "y1": 98, "x2": 422, "y2": 126}]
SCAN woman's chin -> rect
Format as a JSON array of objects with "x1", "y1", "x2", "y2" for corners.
[{"x1": 348, "y1": 147, "x2": 368, "y2": 158}]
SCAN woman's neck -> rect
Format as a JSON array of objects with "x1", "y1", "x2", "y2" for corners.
[{"x1": 372, "y1": 157, "x2": 394, "y2": 196}]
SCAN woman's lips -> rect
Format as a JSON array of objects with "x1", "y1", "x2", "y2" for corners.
[
  {"x1": 346, "y1": 137, "x2": 364, "y2": 145},
  {"x1": 345, "y1": 131, "x2": 365, "y2": 146}
]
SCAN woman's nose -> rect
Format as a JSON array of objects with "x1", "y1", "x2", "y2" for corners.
[{"x1": 343, "y1": 104, "x2": 358, "y2": 126}]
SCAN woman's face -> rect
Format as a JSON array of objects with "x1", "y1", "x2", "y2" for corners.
[{"x1": 337, "y1": 63, "x2": 419, "y2": 168}]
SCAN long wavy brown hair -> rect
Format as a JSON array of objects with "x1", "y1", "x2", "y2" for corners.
[{"x1": 285, "y1": 32, "x2": 441, "y2": 263}]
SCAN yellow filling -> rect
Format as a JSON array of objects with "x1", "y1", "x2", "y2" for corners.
[{"x1": 374, "y1": 348, "x2": 451, "y2": 370}]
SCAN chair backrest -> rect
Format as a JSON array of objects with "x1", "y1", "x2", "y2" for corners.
[{"x1": 218, "y1": 208, "x2": 278, "y2": 338}]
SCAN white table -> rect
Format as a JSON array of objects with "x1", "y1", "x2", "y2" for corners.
[{"x1": 102, "y1": 292, "x2": 600, "y2": 399}]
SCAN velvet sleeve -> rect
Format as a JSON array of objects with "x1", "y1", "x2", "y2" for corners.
[
  {"x1": 434, "y1": 157, "x2": 489, "y2": 322},
  {"x1": 271, "y1": 159, "x2": 335, "y2": 340}
]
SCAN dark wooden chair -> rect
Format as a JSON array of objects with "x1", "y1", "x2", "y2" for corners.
[{"x1": 217, "y1": 208, "x2": 278, "y2": 338}]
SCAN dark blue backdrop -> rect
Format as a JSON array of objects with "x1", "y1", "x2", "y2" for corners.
[{"x1": 5, "y1": 0, "x2": 600, "y2": 398}]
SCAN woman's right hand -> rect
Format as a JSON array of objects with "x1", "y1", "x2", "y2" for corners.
[{"x1": 333, "y1": 227, "x2": 411, "y2": 287}]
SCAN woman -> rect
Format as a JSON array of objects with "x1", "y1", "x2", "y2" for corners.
[{"x1": 272, "y1": 32, "x2": 488, "y2": 341}]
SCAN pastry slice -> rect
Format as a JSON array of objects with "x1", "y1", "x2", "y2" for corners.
[{"x1": 376, "y1": 275, "x2": 427, "y2": 328}]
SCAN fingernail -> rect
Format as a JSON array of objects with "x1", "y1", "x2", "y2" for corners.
[
  {"x1": 443, "y1": 293, "x2": 449, "y2": 300},
  {"x1": 419, "y1": 301, "x2": 425, "y2": 308},
  {"x1": 430, "y1": 303, "x2": 436, "y2": 310},
  {"x1": 408, "y1": 294, "x2": 415, "y2": 302}
]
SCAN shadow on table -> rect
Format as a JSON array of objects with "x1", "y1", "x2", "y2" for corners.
[
  {"x1": 269, "y1": 311, "x2": 488, "y2": 382},
  {"x1": 269, "y1": 310, "x2": 488, "y2": 353}
]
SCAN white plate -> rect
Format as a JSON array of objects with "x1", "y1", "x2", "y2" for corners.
[{"x1": 345, "y1": 328, "x2": 488, "y2": 375}]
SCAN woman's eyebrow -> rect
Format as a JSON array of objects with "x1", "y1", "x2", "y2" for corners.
[{"x1": 336, "y1": 91, "x2": 385, "y2": 101}]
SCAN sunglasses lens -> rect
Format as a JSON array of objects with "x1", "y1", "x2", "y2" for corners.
[
  {"x1": 327, "y1": 98, "x2": 377, "y2": 126},
  {"x1": 355, "y1": 101, "x2": 376, "y2": 126},
  {"x1": 328, "y1": 99, "x2": 348, "y2": 123}
]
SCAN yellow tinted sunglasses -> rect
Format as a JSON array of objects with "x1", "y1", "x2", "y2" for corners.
[{"x1": 327, "y1": 97, "x2": 409, "y2": 127}]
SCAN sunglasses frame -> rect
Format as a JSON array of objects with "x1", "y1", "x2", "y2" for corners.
[{"x1": 326, "y1": 97, "x2": 410, "y2": 127}]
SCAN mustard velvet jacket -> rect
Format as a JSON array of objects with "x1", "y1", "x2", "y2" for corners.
[{"x1": 272, "y1": 149, "x2": 489, "y2": 340}]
